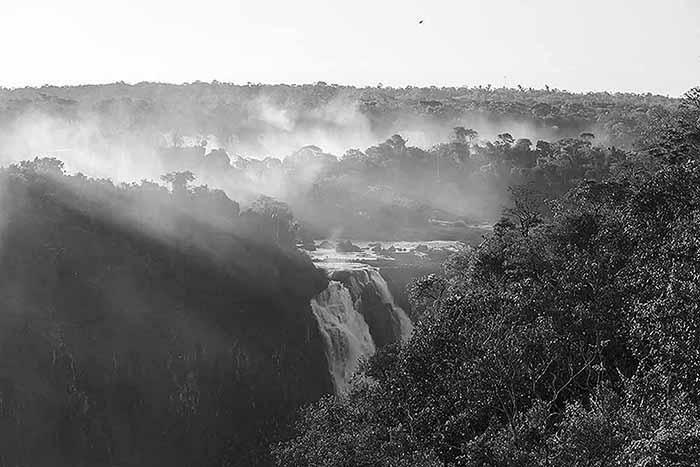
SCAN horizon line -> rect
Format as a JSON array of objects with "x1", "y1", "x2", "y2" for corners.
[{"x1": 0, "y1": 79, "x2": 684, "y2": 99}]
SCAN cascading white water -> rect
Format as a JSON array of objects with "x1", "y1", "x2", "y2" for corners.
[
  {"x1": 311, "y1": 265, "x2": 413, "y2": 393},
  {"x1": 311, "y1": 281, "x2": 376, "y2": 393}
]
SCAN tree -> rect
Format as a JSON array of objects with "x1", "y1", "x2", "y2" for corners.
[
  {"x1": 514, "y1": 138, "x2": 532, "y2": 151},
  {"x1": 247, "y1": 196, "x2": 298, "y2": 248},
  {"x1": 388, "y1": 134, "x2": 407, "y2": 152},
  {"x1": 161, "y1": 171, "x2": 195, "y2": 197},
  {"x1": 503, "y1": 183, "x2": 545, "y2": 235},
  {"x1": 535, "y1": 140, "x2": 552, "y2": 157},
  {"x1": 19, "y1": 157, "x2": 65, "y2": 176},
  {"x1": 497, "y1": 133, "x2": 515, "y2": 147},
  {"x1": 452, "y1": 127, "x2": 478, "y2": 144}
]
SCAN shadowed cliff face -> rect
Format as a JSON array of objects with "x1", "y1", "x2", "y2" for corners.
[
  {"x1": 0, "y1": 163, "x2": 332, "y2": 466},
  {"x1": 330, "y1": 268, "x2": 413, "y2": 348},
  {"x1": 310, "y1": 266, "x2": 413, "y2": 392}
]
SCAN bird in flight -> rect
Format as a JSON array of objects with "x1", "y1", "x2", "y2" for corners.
[{"x1": 419, "y1": 19, "x2": 423, "y2": 24}]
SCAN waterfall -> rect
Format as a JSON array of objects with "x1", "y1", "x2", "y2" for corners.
[
  {"x1": 311, "y1": 265, "x2": 413, "y2": 393},
  {"x1": 311, "y1": 281, "x2": 376, "y2": 393}
]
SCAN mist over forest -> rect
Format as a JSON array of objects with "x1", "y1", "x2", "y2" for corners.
[
  {"x1": 0, "y1": 81, "x2": 699, "y2": 466},
  {"x1": 0, "y1": 82, "x2": 679, "y2": 237}
]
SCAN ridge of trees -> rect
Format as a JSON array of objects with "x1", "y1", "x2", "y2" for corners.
[{"x1": 0, "y1": 82, "x2": 679, "y2": 152}]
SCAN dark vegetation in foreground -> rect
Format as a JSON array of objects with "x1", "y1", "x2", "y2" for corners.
[
  {"x1": 274, "y1": 90, "x2": 700, "y2": 466},
  {"x1": 0, "y1": 159, "x2": 330, "y2": 466}
]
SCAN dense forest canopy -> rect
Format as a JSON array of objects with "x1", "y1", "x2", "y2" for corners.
[
  {"x1": 0, "y1": 82, "x2": 677, "y2": 158},
  {"x1": 273, "y1": 88, "x2": 700, "y2": 466}
]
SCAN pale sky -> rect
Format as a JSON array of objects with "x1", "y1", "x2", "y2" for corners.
[{"x1": 1, "y1": 0, "x2": 698, "y2": 96}]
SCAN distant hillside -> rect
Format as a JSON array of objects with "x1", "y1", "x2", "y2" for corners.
[{"x1": 0, "y1": 82, "x2": 680, "y2": 162}]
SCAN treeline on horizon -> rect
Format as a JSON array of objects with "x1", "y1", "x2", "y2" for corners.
[{"x1": 0, "y1": 81, "x2": 679, "y2": 153}]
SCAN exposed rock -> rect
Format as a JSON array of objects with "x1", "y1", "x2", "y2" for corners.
[
  {"x1": 335, "y1": 239, "x2": 362, "y2": 253},
  {"x1": 330, "y1": 268, "x2": 413, "y2": 348},
  {"x1": 300, "y1": 240, "x2": 317, "y2": 251}
]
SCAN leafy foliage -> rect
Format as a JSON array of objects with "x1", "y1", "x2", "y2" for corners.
[{"x1": 274, "y1": 88, "x2": 700, "y2": 466}]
